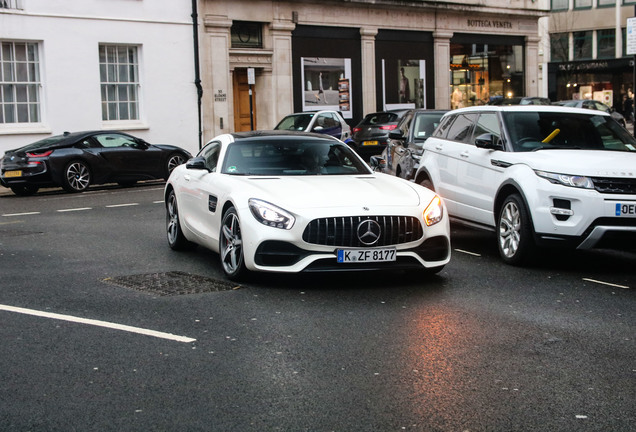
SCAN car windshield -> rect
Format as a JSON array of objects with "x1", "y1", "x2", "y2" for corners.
[
  {"x1": 274, "y1": 114, "x2": 314, "y2": 131},
  {"x1": 221, "y1": 138, "x2": 371, "y2": 176},
  {"x1": 502, "y1": 112, "x2": 636, "y2": 153},
  {"x1": 361, "y1": 112, "x2": 399, "y2": 125}
]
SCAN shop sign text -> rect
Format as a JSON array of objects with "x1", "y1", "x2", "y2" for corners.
[{"x1": 467, "y1": 19, "x2": 512, "y2": 29}]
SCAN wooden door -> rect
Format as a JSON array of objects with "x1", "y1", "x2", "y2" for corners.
[{"x1": 233, "y1": 69, "x2": 256, "y2": 132}]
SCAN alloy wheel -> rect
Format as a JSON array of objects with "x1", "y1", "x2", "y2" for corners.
[{"x1": 498, "y1": 201, "x2": 521, "y2": 259}]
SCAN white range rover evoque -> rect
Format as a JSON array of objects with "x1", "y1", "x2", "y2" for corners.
[{"x1": 414, "y1": 105, "x2": 636, "y2": 264}]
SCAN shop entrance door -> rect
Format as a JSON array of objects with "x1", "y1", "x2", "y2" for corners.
[{"x1": 233, "y1": 69, "x2": 256, "y2": 132}]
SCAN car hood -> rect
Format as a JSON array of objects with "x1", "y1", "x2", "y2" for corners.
[
  {"x1": 231, "y1": 173, "x2": 427, "y2": 210},
  {"x1": 502, "y1": 150, "x2": 636, "y2": 177}
]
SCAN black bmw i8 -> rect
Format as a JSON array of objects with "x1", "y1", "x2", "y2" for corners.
[{"x1": 0, "y1": 131, "x2": 191, "y2": 196}]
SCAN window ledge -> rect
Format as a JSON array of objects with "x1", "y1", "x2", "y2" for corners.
[
  {"x1": 0, "y1": 124, "x2": 52, "y2": 136},
  {"x1": 101, "y1": 121, "x2": 150, "y2": 132}
]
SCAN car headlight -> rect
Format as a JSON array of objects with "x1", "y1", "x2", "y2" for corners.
[
  {"x1": 424, "y1": 195, "x2": 444, "y2": 226},
  {"x1": 535, "y1": 170, "x2": 594, "y2": 189},
  {"x1": 248, "y1": 198, "x2": 295, "y2": 229}
]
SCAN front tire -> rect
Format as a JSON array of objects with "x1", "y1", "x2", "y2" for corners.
[
  {"x1": 62, "y1": 160, "x2": 91, "y2": 193},
  {"x1": 220, "y1": 206, "x2": 248, "y2": 281},
  {"x1": 166, "y1": 189, "x2": 196, "y2": 251},
  {"x1": 497, "y1": 193, "x2": 535, "y2": 265}
]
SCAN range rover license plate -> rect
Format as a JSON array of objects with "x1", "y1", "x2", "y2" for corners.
[
  {"x1": 616, "y1": 203, "x2": 636, "y2": 216},
  {"x1": 337, "y1": 248, "x2": 396, "y2": 263}
]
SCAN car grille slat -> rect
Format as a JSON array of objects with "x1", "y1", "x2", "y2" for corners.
[
  {"x1": 592, "y1": 177, "x2": 636, "y2": 194},
  {"x1": 303, "y1": 215, "x2": 423, "y2": 247}
]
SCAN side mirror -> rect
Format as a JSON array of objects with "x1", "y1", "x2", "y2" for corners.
[
  {"x1": 369, "y1": 155, "x2": 387, "y2": 171},
  {"x1": 185, "y1": 156, "x2": 210, "y2": 172},
  {"x1": 389, "y1": 129, "x2": 404, "y2": 141},
  {"x1": 474, "y1": 133, "x2": 503, "y2": 150}
]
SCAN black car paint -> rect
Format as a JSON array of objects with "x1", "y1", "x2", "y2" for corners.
[{"x1": 1, "y1": 131, "x2": 191, "y2": 195}]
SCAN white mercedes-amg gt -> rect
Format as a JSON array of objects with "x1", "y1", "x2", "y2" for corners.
[{"x1": 164, "y1": 131, "x2": 450, "y2": 281}]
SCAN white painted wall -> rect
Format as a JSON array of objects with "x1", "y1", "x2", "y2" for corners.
[{"x1": 0, "y1": 0, "x2": 199, "y2": 156}]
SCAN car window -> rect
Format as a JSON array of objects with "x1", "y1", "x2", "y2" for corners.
[
  {"x1": 412, "y1": 113, "x2": 443, "y2": 140},
  {"x1": 275, "y1": 114, "x2": 313, "y2": 131},
  {"x1": 432, "y1": 114, "x2": 455, "y2": 138},
  {"x1": 593, "y1": 101, "x2": 610, "y2": 113},
  {"x1": 445, "y1": 113, "x2": 477, "y2": 143},
  {"x1": 503, "y1": 111, "x2": 636, "y2": 152},
  {"x1": 473, "y1": 113, "x2": 502, "y2": 145},
  {"x1": 363, "y1": 112, "x2": 398, "y2": 125},
  {"x1": 221, "y1": 139, "x2": 370, "y2": 175},
  {"x1": 95, "y1": 133, "x2": 137, "y2": 148},
  {"x1": 199, "y1": 141, "x2": 221, "y2": 172}
]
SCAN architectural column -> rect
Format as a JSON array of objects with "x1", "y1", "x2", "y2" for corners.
[
  {"x1": 360, "y1": 27, "x2": 378, "y2": 115},
  {"x1": 433, "y1": 31, "x2": 453, "y2": 109},
  {"x1": 525, "y1": 35, "x2": 541, "y2": 98},
  {"x1": 271, "y1": 21, "x2": 296, "y2": 127},
  {"x1": 203, "y1": 15, "x2": 232, "y2": 140}
]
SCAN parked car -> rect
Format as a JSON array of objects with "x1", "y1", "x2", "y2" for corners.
[
  {"x1": 413, "y1": 105, "x2": 636, "y2": 264},
  {"x1": 0, "y1": 131, "x2": 191, "y2": 196},
  {"x1": 487, "y1": 96, "x2": 551, "y2": 106},
  {"x1": 381, "y1": 109, "x2": 447, "y2": 180},
  {"x1": 554, "y1": 99, "x2": 626, "y2": 127},
  {"x1": 164, "y1": 131, "x2": 450, "y2": 281},
  {"x1": 349, "y1": 110, "x2": 409, "y2": 160},
  {"x1": 274, "y1": 110, "x2": 351, "y2": 142}
]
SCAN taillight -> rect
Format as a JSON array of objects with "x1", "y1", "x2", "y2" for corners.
[
  {"x1": 379, "y1": 125, "x2": 398, "y2": 131},
  {"x1": 352, "y1": 127, "x2": 361, "y2": 134},
  {"x1": 26, "y1": 150, "x2": 53, "y2": 158}
]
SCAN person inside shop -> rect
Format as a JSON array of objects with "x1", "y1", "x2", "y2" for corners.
[
  {"x1": 451, "y1": 87, "x2": 464, "y2": 109},
  {"x1": 399, "y1": 67, "x2": 410, "y2": 103}
]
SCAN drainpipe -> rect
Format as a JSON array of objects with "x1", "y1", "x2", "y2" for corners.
[{"x1": 191, "y1": 0, "x2": 203, "y2": 149}]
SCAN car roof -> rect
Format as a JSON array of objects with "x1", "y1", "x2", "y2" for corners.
[
  {"x1": 230, "y1": 130, "x2": 340, "y2": 141},
  {"x1": 446, "y1": 105, "x2": 611, "y2": 116}
]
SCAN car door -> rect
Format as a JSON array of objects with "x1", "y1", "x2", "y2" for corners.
[
  {"x1": 93, "y1": 133, "x2": 162, "y2": 179},
  {"x1": 385, "y1": 111, "x2": 414, "y2": 176},
  {"x1": 427, "y1": 112, "x2": 477, "y2": 212},
  {"x1": 453, "y1": 112, "x2": 505, "y2": 226},
  {"x1": 179, "y1": 141, "x2": 223, "y2": 247},
  {"x1": 312, "y1": 112, "x2": 342, "y2": 139}
]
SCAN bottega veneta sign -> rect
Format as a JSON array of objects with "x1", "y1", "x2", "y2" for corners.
[{"x1": 467, "y1": 19, "x2": 512, "y2": 29}]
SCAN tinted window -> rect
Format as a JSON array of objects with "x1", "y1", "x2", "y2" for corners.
[
  {"x1": 445, "y1": 113, "x2": 477, "y2": 143},
  {"x1": 275, "y1": 114, "x2": 313, "y2": 131},
  {"x1": 412, "y1": 112, "x2": 444, "y2": 140},
  {"x1": 473, "y1": 113, "x2": 502, "y2": 144},
  {"x1": 361, "y1": 112, "x2": 399, "y2": 125},
  {"x1": 502, "y1": 112, "x2": 636, "y2": 152},
  {"x1": 199, "y1": 141, "x2": 221, "y2": 172},
  {"x1": 432, "y1": 114, "x2": 455, "y2": 138}
]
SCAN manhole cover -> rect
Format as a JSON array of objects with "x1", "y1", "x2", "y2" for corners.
[{"x1": 103, "y1": 271, "x2": 239, "y2": 296}]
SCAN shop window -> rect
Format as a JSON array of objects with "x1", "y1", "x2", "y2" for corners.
[
  {"x1": 301, "y1": 57, "x2": 353, "y2": 118},
  {"x1": 597, "y1": 29, "x2": 615, "y2": 59},
  {"x1": 573, "y1": 31, "x2": 593, "y2": 60},
  {"x1": 381, "y1": 59, "x2": 427, "y2": 110},
  {"x1": 573, "y1": 0, "x2": 592, "y2": 9},
  {"x1": 550, "y1": 33, "x2": 569, "y2": 62},
  {"x1": 231, "y1": 21, "x2": 262, "y2": 49},
  {"x1": 450, "y1": 42, "x2": 523, "y2": 106},
  {"x1": 550, "y1": 0, "x2": 569, "y2": 11}
]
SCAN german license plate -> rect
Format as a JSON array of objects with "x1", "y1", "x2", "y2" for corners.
[
  {"x1": 616, "y1": 203, "x2": 636, "y2": 216},
  {"x1": 362, "y1": 140, "x2": 378, "y2": 146},
  {"x1": 337, "y1": 248, "x2": 396, "y2": 263},
  {"x1": 3, "y1": 170, "x2": 22, "y2": 178}
]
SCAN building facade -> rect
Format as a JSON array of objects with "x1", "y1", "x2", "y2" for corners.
[
  {"x1": 198, "y1": 0, "x2": 547, "y2": 143},
  {"x1": 0, "y1": 0, "x2": 199, "y2": 156},
  {"x1": 546, "y1": 0, "x2": 636, "y2": 114}
]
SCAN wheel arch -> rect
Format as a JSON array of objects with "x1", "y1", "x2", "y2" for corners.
[
  {"x1": 494, "y1": 180, "x2": 535, "y2": 229},
  {"x1": 414, "y1": 167, "x2": 432, "y2": 186}
]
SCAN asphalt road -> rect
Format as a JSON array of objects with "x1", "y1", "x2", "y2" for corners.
[{"x1": 0, "y1": 183, "x2": 634, "y2": 432}]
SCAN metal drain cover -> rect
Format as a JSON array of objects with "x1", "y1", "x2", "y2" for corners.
[{"x1": 103, "y1": 271, "x2": 238, "y2": 296}]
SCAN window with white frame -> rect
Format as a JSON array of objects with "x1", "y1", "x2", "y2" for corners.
[
  {"x1": 99, "y1": 44, "x2": 140, "y2": 121},
  {"x1": 0, "y1": 41, "x2": 41, "y2": 124}
]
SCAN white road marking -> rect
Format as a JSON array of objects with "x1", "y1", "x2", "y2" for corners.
[
  {"x1": 454, "y1": 248, "x2": 482, "y2": 257},
  {"x1": 2, "y1": 212, "x2": 41, "y2": 217},
  {"x1": 105, "y1": 203, "x2": 139, "y2": 208},
  {"x1": 57, "y1": 207, "x2": 92, "y2": 213},
  {"x1": 582, "y1": 278, "x2": 630, "y2": 289},
  {"x1": 0, "y1": 304, "x2": 196, "y2": 343},
  {"x1": 153, "y1": 200, "x2": 164, "y2": 204}
]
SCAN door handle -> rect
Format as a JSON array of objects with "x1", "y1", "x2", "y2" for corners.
[
  {"x1": 460, "y1": 151, "x2": 470, "y2": 158},
  {"x1": 435, "y1": 145, "x2": 443, "y2": 151},
  {"x1": 184, "y1": 174, "x2": 191, "y2": 181}
]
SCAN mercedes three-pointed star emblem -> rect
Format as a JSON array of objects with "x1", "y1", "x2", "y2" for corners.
[{"x1": 357, "y1": 219, "x2": 381, "y2": 246}]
